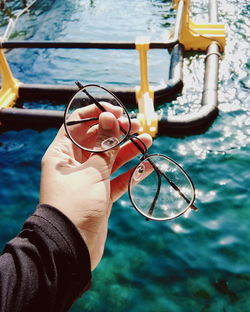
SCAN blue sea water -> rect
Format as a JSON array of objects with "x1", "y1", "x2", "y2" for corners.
[{"x1": 0, "y1": 0, "x2": 250, "y2": 311}]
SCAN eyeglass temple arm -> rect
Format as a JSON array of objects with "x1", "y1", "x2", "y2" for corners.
[
  {"x1": 75, "y1": 81, "x2": 131, "y2": 137},
  {"x1": 66, "y1": 81, "x2": 106, "y2": 126},
  {"x1": 160, "y1": 170, "x2": 198, "y2": 211},
  {"x1": 145, "y1": 158, "x2": 198, "y2": 218},
  {"x1": 66, "y1": 117, "x2": 99, "y2": 126},
  {"x1": 146, "y1": 169, "x2": 162, "y2": 221},
  {"x1": 76, "y1": 81, "x2": 132, "y2": 137},
  {"x1": 76, "y1": 81, "x2": 106, "y2": 112}
]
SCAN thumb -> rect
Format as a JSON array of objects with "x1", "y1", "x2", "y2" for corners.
[
  {"x1": 96, "y1": 112, "x2": 121, "y2": 151},
  {"x1": 86, "y1": 112, "x2": 120, "y2": 176}
]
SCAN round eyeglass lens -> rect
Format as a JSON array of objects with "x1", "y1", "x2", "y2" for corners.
[
  {"x1": 129, "y1": 155, "x2": 195, "y2": 221},
  {"x1": 64, "y1": 85, "x2": 131, "y2": 152}
]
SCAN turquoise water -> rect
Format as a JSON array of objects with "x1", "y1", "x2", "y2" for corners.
[{"x1": 0, "y1": 0, "x2": 250, "y2": 311}]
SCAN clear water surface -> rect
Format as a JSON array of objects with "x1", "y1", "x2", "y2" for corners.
[{"x1": 0, "y1": 0, "x2": 249, "y2": 311}]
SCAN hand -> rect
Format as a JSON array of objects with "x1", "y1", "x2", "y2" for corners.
[{"x1": 40, "y1": 106, "x2": 152, "y2": 270}]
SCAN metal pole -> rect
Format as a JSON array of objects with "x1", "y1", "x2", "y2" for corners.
[
  {"x1": 201, "y1": 0, "x2": 220, "y2": 108},
  {"x1": 172, "y1": 0, "x2": 185, "y2": 42},
  {"x1": 209, "y1": 0, "x2": 218, "y2": 23},
  {"x1": 201, "y1": 42, "x2": 220, "y2": 107}
]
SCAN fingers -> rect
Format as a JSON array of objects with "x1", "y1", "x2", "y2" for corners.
[
  {"x1": 95, "y1": 112, "x2": 120, "y2": 150},
  {"x1": 111, "y1": 133, "x2": 152, "y2": 173},
  {"x1": 85, "y1": 112, "x2": 120, "y2": 177},
  {"x1": 70, "y1": 102, "x2": 123, "y2": 121},
  {"x1": 55, "y1": 103, "x2": 106, "y2": 141},
  {"x1": 110, "y1": 133, "x2": 153, "y2": 202},
  {"x1": 64, "y1": 103, "x2": 123, "y2": 146},
  {"x1": 118, "y1": 117, "x2": 139, "y2": 135},
  {"x1": 110, "y1": 156, "x2": 155, "y2": 203},
  {"x1": 110, "y1": 167, "x2": 135, "y2": 202}
]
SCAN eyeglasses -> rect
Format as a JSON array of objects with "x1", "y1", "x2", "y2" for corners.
[{"x1": 64, "y1": 82, "x2": 198, "y2": 221}]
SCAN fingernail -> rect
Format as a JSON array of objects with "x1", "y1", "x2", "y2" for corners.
[{"x1": 99, "y1": 112, "x2": 114, "y2": 130}]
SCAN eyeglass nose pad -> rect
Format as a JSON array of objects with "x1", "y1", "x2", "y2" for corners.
[
  {"x1": 133, "y1": 163, "x2": 145, "y2": 181},
  {"x1": 101, "y1": 137, "x2": 119, "y2": 150}
]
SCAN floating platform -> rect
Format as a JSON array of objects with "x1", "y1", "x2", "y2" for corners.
[{"x1": 0, "y1": 0, "x2": 226, "y2": 137}]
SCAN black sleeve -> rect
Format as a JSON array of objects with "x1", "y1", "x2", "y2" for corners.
[{"x1": 0, "y1": 204, "x2": 92, "y2": 312}]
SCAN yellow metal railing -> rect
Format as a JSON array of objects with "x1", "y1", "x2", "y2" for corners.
[
  {"x1": 135, "y1": 37, "x2": 158, "y2": 138},
  {"x1": 173, "y1": 0, "x2": 226, "y2": 51},
  {"x1": 0, "y1": 48, "x2": 21, "y2": 108}
]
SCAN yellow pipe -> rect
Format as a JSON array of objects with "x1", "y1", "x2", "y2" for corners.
[
  {"x1": 0, "y1": 48, "x2": 21, "y2": 108},
  {"x1": 173, "y1": 0, "x2": 226, "y2": 51},
  {"x1": 135, "y1": 37, "x2": 158, "y2": 138}
]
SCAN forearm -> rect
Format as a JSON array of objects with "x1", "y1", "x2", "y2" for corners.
[{"x1": 0, "y1": 204, "x2": 91, "y2": 312}]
